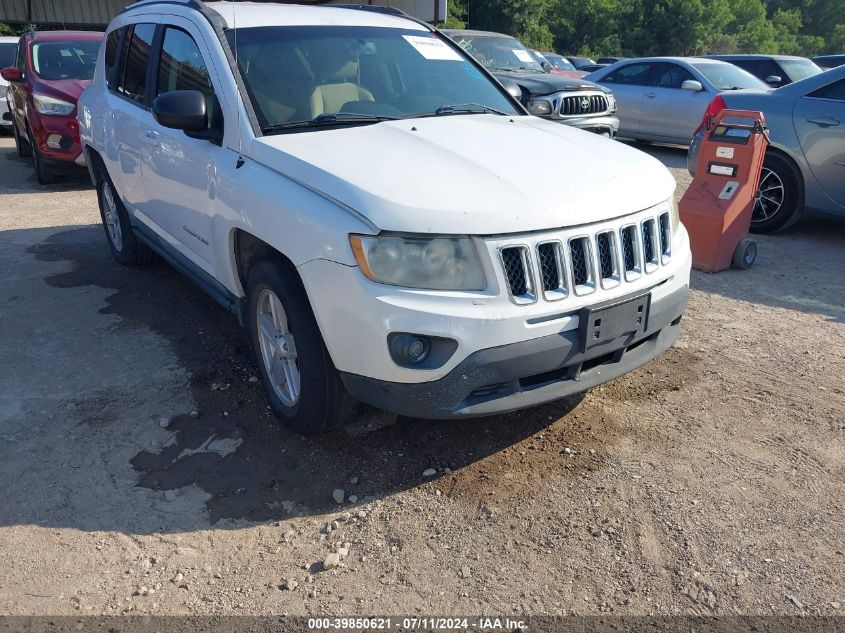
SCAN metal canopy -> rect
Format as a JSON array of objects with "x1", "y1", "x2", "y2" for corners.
[{"x1": 0, "y1": 0, "x2": 445, "y2": 27}]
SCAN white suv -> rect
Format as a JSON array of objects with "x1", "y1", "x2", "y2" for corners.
[{"x1": 78, "y1": 0, "x2": 691, "y2": 434}]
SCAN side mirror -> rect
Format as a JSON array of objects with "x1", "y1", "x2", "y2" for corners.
[
  {"x1": 681, "y1": 79, "x2": 704, "y2": 92},
  {"x1": 499, "y1": 78, "x2": 524, "y2": 102},
  {"x1": 152, "y1": 90, "x2": 208, "y2": 131},
  {"x1": 541, "y1": 61, "x2": 552, "y2": 73},
  {"x1": 765, "y1": 75, "x2": 782, "y2": 86},
  {"x1": 1, "y1": 67, "x2": 23, "y2": 82}
]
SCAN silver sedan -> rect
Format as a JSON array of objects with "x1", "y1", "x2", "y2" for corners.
[
  {"x1": 688, "y1": 65, "x2": 845, "y2": 233},
  {"x1": 585, "y1": 57, "x2": 768, "y2": 144}
]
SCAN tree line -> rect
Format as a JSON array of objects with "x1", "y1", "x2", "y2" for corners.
[{"x1": 445, "y1": 0, "x2": 844, "y2": 58}]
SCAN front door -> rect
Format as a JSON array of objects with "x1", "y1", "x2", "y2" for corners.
[
  {"x1": 596, "y1": 62, "x2": 652, "y2": 138},
  {"x1": 793, "y1": 77, "x2": 845, "y2": 209},
  {"x1": 639, "y1": 62, "x2": 712, "y2": 144}
]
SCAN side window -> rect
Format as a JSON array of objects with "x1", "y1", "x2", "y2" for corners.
[
  {"x1": 736, "y1": 59, "x2": 780, "y2": 81},
  {"x1": 156, "y1": 27, "x2": 213, "y2": 98},
  {"x1": 651, "y1": 63, "x2": 695, "y2": 89},
  {"x1": 603, "y1": 63, "x2": 652, "y2": 86},
  {"x1": 117, "y1": 23, "x2": 156, "y2": 104},
  {"x1": 16, "y1": 37, "x2": 26, "y2": 73},
  {"x1": 808, "y1": 79, "x2": 845, "y2": 101},
  {"x1": 104, "y1": 27, "x2": 125, "y2": 90}
]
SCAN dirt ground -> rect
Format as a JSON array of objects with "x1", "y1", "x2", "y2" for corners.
[{"x1": 0, "y1": 134, "x2": 843, "y2": 619}]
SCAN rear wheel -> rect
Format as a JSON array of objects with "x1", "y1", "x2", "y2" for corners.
[
  {"x1": 247, "y1": 261, "x2": 351, "y2": 435},
  {"x1": 750, "y1": 153, "x2": 803, "y2": 234}
]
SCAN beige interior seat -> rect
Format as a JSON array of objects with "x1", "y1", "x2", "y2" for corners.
[{"x1": 308, "y1": 59, "x2": 374, "y2": 117}]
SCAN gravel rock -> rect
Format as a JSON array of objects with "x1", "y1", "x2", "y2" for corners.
[
  {"x1": 280, "y1": 579, "x2": 298, "y2": 591},
  {"x1": 248, "y1": 376, "x2": 258, "y2": 383},
  {"x1": 323, "y1": 553, "x2": 341, "y2": 570},
  {"x1": 348, "y1": 495, "x2": 359, "y2": 504},
  {"x1": 423, "y1": 468, "x2": 437, "y2": 478},
  {"x1": 357, "y1": 511, "x2": 367, "y2": 520},
  {"x1": 786, "y1": 594, "x2": 804, "y2": 610},
  {"x1": 332, "y1": 489, "x2": 345, "y2": 504},
  {"x1": 159, "y1": 417, "x2": 170, "y2": 428},
  {"x1": 349, "y1": 476, "x2": 359, "y2": 485},
  {"x1": 172, "y1": 572, "x2": 184, "y2": 584},
  {"x1": 460, "y1": 566, "x2": 471, "y2": 578},
  {"x1": 338, "y1": 547, "x2": 350, "y2": 559},
  {"x1": 283, "y1": 529, "x2": 295, "y2": 543},
  {"x1": 831, "y1": 601, "x2": 841, "y2": 610},
  {"x1": 164, "y1": 490, "x2": 178, "y2": 502}
]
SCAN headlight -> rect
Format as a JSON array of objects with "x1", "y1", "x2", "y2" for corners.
[
  {"x1": 33, "y1": 94, "x2": 75, "y2": 116},
  {"x1": 605, "y1": 92, "x2": 616, "y2": 112},
  {"x1": 349, "y1": 234, "x2": 486, "y2": 290},
  {"x1": 527, "y1": 99, "x2": 553, "y2": 116}
]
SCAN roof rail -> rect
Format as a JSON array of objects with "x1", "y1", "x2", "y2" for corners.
[{"x1": 327, "y1": 4, "x2": 409, "y2": 17}]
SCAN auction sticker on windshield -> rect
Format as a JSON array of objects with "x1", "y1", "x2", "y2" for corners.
[
  {"x1": 513, "y1": 49, "x2": 534, "y2": 63},
  {"x1": 403, "y1": 35, "x2": 463, "y2": 61}
]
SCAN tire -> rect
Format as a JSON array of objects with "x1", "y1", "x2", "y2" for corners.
[
  {"x1": 96, "y1": 170, "x2": 154, "y2": 266},
  {"x1": 247, "y1": 260, "x2": 351, "y2": 435},
  {"x1": 731, "y1": 238, "x2": 757, "y2": 270},
  {"x1": 28, "y1": 129, "x2": 56, "y2": 185},
  {"x1": 750, "y1": 152, "x2": 803, "y2": 234},
  {"x1": 13, "y1": 120, "x2": 32, "y2": 158}
]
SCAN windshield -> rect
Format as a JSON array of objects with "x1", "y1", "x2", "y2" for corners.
[
  {"x1": 228, "y1": 26, "x2": 519, "y2": 132},
  {"x1": 780, "y1": 59, "x2": 822, "y2": 82},
  {"x1": 32, "y1": 40, "x2": 100, "y2": 80},
  {"x1": 448, "y1": 34, "x2": 545, "y2": 73},
  {"x1": 544, "y1": 53, "x2": 576, "y2": 71},
  {"x1": 691, "y1": 62, "x2": 768, "y2": 90},
  {"x1": 0, "y1": 43, "x2": 16, "y2": 70}
]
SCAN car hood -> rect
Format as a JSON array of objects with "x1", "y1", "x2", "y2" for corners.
[
  {"x1": 490, "y1": 70, "x2": 604, "y2": 96},
  {"x1": 37, "y1": 78, "x2": 91, "y2": 103},
  {"x1": 251, "y1": 115, "x2": 675, "y2": 235}
]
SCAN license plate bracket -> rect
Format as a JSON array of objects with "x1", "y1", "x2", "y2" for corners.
[{"x1": 579, "y1": 293, "x2": 651, "y2": 353}]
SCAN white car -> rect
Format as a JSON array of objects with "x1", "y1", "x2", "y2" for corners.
[
  {"x1": 0, "y1": 36, "x2": 18, "y2": 131},
  {"x1": 78, "y1": 0, "x2": 691, "y2": 434}
]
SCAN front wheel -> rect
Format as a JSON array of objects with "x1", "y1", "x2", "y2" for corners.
[
  {"x1": 28, "y1": 131, "x2": 56, "y2": 185},
  {"x1": 247, "y1": 261, "x2": 351, "y2": 435},
  {"x1": 96, "y1": 173, "x2": 154, "y2": 266},
  {"x1": 13, "y1": 121, "x2": 32, "y2": 158},
  {"x1": 750, "y1": 153, "x2": 803, "y2": 234}
]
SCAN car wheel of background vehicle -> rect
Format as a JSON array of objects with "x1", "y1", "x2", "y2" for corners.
[
  {"x1": 247, "y1": 260, "x2": 352, "y2": 435},
  {"x1": 96, "y1": 173, "x2": 154, "y2": 266},
  {"x1": 27, "y1": 129, "x2": 55, "y2": 185},
  {"x1": 750, "y1": 152, "x2": 803, "y2": 234},
  {"x1": 13, "y1": 121, "x2": 32, "y2": 158}
]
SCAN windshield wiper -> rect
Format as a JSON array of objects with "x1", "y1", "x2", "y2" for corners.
[
  {"x1": 417, "y1": 103, "x2": 509, "y2": 118},
  {"x1": 263, "y1": 112, "x2": 398, "y2": 133}
]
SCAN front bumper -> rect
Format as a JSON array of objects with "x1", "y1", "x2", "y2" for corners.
[
  {"x1": 29, "y1": 110, "x2": 85, "y2": 165},
  {"x1": 339, "y1": 283, "x2": 687, "y2": 418},
  {"x1": 555, "y1": 114, "x2": 620, "y2": 137}
]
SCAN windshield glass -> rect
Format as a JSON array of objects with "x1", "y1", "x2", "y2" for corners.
[
  {"x1": 32, "y1": 40, "x2": 100, "y2": 80},
  {"x1": 691, "y1": 62, "x2": 768, "y2": 90},
  {"x1": 448, "y1": 33, "x2": 544, "y2": 73},
  {"x1": 0, "y1": 43, "x2": 16, "y2": 70},
  {"x1": 780, "y1": 59, "x2": 822, "y2": 81},
  {"x1": 544, "y1": 53, "x2": 576, "y2": 71},
  {"x1": 228, "y1": 26, "x2": 519, "y2": 132}
]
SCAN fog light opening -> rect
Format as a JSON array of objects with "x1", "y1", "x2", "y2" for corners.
[{"x1": 46, "y1": 134, "x2": 63, "y2": 149}]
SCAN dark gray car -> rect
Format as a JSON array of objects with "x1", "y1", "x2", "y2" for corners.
[
  {"x1": 688, "y1": 65, "x2": 845, "y2": 232},
  {"x1": 705, "y1": 54, "x2": 822, "y2": 87}
]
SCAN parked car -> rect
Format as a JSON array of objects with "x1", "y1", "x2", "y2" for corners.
[
  {"x1": 566, "y1": 55, "x2": 596, "y2": 69},
  {"x1": 813, "y1": 54, "x2": 845, "y2": 70},
  {"x1": 79, "y1": 0, "x2": 691, "y2": 433},
  {"x1": 579, "y1": 63, "x2": 610, "y2": 73},
  {"x1": 536, "y1": 51, "x2": 588, "y2": 78},
  {"x1": 597, "y1": 56, "x2": 626, "y2": 65},
  {"x1": 0, "y1": 36, "x2": 17, "y2": 132},
  {"x1": 704, "y1": 54, "x2": 821, "y2": 87},
  {"x1": 687, "y1": 65, "x2": 845, "y2": 233},
  {"x1": 1, "y1": 30, "x2": 103, "y2": 183},
  {"x1": 444, "y1": 30, "x2": 619, "y2": 137},
  {"x1": 585, "y1": 57, "x2": 768, "y2": 144}
]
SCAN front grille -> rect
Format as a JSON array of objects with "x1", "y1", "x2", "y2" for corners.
[
  {"x1": 560, "y1": 94, "x2": 608, "y2": 116},
  {"x1": 659, "y1": 212, "x2": 671, "y2": 258},
  {"x1": 496, "y1": 210, "x2": 672, "y2": 305},
  {"x1": 621, "y1": 225, "x2": 637, "y2": 273},
  {"x1": 500, "y1": 246, "x2": 535, "y2": 303}
]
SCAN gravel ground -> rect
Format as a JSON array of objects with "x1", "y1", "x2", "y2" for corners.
[{"x1": 0, "y1": 135, "x2": 843, "y2": 618}]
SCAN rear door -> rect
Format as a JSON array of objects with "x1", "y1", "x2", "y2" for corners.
[
  {"x1": 640, "y1": 62, "x2": 712, "y2": 143},
  {"x1": 793, "y1": 77, "x2": 845, "y2": 209},
  {"x1": 595, "y1": 62, "x2": 652, "y2": 138}
]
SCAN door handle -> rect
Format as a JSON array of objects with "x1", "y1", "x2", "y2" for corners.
[
  {"x1": 645, "y1": 92, "x2": 657, "y2": 99},
  {"x1": 806, "y1": 116, "x2": 840, "y2": 127}
]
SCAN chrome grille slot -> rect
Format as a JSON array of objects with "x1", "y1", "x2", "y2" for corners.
[
  {"x1": 620, "y1": 224, "x2": 641, "y2": 280},
  {"x1": 659, "y1": 212, "x2": 671, "y2": 260},
  {"x1": 568, "y1": 237, "x2": 595, "y2": 294},
  {"x1": 560, "y1": 94, "x2": 608, "y2": 116},
  {"x1": 596, "y1": 230, "x2": 619, "y2": 286},
  {"x1": 642, "y1": 219, "x2": 658, "y2": 272},
  {"x1": 500, "y1": 245, "x2": 536, "y2": 305},
  {"x1": 537, "y1": 241, "x2": 567, "y2": 300}
]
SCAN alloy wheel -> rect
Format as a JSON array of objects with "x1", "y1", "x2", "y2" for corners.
[
  {"x1": 101, "y1": 181, "x2": 124, "y2": 252},
  {"x1": 753, "y1": 167, "x2": 785, "y2": 223},
  {"x1": 256, "y1": 288, "x2": 301, "y2": 407}
]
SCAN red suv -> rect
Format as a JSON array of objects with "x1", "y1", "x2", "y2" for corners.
[{"x1": 1, "y1": 30, "x2": 103, "y2": 184}]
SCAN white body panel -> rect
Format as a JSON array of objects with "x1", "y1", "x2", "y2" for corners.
[{"x1": 78, "y1": 1, "x2": 691, "y2": 390}]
